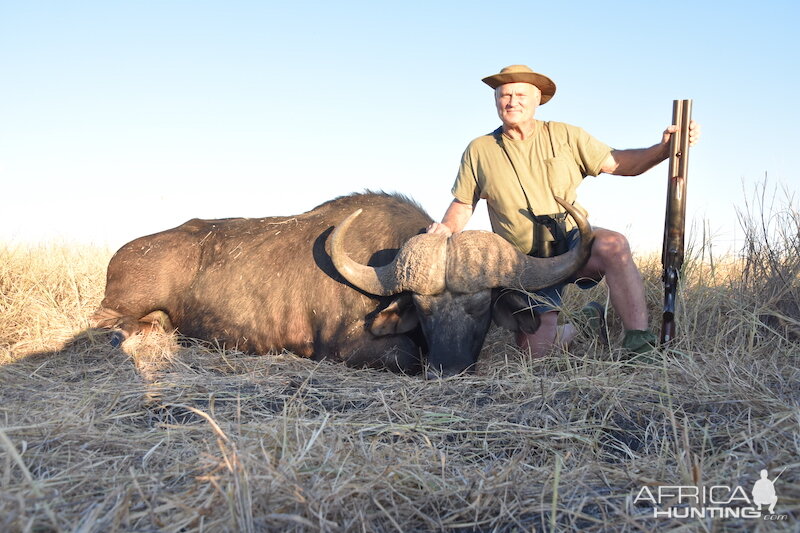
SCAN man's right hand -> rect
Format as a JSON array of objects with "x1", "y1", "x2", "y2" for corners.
[{"x1": 426, "y1": 222, "x2": 453, "y2": 237}]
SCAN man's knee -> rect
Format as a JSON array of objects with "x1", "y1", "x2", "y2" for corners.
[
  {"x1": 596, "y1": 229, "x2": 630, "y2": 255},
  {"x1": 578, "y1": 229, "x2": 631, "y2": 277},
  {"x1": 589, "y1": 229, "x2": 633, "y2": 268}
]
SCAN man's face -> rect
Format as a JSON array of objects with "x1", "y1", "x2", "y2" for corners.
[{"x1": 495, "y1": 82, "x2": 541, "y2": 128}]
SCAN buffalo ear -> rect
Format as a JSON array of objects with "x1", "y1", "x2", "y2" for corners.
[
  {"x1": 370, "y1": 295, "x2": 419, "y2": 336},
  {"x1": 491, "y1": 289, "x2": 541, "y2": 334}
]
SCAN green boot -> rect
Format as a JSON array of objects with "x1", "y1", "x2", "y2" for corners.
[{"x1": 622, "y1": 329, "x2": 658, "y2": 361}]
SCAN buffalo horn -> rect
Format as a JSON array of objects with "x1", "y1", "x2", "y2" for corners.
[
  {"x1": 329, "y1": 209, "x2": 447, "y2": 296},
  {"x1": 445, "y1": 197, "x2": 594, "y2": 293}
]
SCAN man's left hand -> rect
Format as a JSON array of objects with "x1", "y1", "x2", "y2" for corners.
[{"x1": 663, "y1": 119, "x2": 701, "y2": 147}]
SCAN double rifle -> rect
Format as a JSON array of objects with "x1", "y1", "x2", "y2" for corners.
[{"x1": 660, "y1": 99, "x2": 692, "y2": 344}]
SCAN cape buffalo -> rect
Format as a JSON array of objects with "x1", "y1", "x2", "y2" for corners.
[{"x1": 91, "y1": 192, "x2": 593, "y2": 376}]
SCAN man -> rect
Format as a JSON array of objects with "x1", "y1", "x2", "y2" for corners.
[
  {"x1": 427, "y1": 65, "x2": 701, "y2": 357},
  {"x1": 752, "y1": 469, "x2": 778, "y2": 514}
]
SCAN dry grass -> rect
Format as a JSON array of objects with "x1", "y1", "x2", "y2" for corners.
[{"x1": 1, "y1": 192, "x2": 798, "y2": 532}]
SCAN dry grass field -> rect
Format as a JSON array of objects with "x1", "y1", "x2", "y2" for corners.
[{"x1": 1, "y1": 192, "x2": 798, "y2": 532}]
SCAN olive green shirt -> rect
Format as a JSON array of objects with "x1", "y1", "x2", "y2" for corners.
[{"x1": 451, "y1": 120, "x2": 611, "y2": 254}]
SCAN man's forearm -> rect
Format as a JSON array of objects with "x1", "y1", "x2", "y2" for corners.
[
  {"x1": 604, "y1": 121, "x2": 700, "y2": 177},
  {"x1": 441, "y1": 199, "x2": 474, "y2": 233},
  {"x1": 608, "y1": 143, "x2": 670, "y2": 176},
  {"x1": 428, "y1": 199, "x2": 474, "y2": 236}
]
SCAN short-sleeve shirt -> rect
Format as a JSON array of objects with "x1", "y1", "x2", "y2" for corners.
[{"x1": 451, "y1": 120, "x2": 611, "y2": 254}]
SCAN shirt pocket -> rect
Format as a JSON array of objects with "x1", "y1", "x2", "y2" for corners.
[{"x1": 544, "y1": 155, "x2": 581, "y2": 205}]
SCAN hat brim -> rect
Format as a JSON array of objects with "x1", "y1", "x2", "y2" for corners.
[{"x1": 481, "y1": 72, "x2": 556, "y2": 104}]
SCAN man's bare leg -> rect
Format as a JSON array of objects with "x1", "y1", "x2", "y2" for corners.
[
  {"x1": 577, "y1": 228, "x2": 648, "y2": 332},
  {"x1": 515, "y1": 228, "x2": 648, "y2": 356}
]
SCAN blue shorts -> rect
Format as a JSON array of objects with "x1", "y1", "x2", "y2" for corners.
[{"x1": 527, "y1": 228, "x2": 601, "y2": 313}]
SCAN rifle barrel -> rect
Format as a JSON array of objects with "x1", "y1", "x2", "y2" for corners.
[
  {"x1": 662, "y1": 99, "x2": 692, "y2": 267},
  {"x1": 661, "y1": 99, "x2": 692, "y2": 344}
]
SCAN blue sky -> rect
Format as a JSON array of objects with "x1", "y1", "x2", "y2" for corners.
[{"x1": 1, "y1": 1, "x2": 797, "y2": 253}]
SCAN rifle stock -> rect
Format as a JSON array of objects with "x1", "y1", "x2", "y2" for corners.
[{"x1": 661, "y1": 99, "x2": 692, "y2": 344}]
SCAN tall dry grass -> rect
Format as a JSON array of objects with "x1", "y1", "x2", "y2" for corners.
[{"x1": 0, "y1": 186, "x2": 798, "y2": 532}]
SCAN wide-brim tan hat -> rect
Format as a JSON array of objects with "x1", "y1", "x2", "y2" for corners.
[{"x1": 482, "y1": 65, "x2": 556, "y2": 104}]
